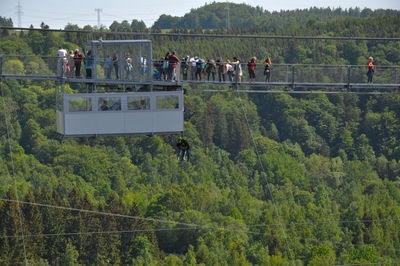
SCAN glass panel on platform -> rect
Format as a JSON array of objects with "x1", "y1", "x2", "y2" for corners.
[
  {"x1": 156, "y1": 95, "x2": 179, "y2": 110},
  {"x1": 68, "y1": 97, "x2": 92, "y2": 112},
  {"x1": 98, "y1": 97, "x2": 121, "y2": 111},
  {"x1": 127, "y1": 96, "x2": 150, "y2": 110}
]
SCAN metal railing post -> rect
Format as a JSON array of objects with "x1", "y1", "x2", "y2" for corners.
[
  {"x1": 291, "y1": 65, "x2": 295, "y2": 90},
  {"x1": 285, "y1": 64, "x2": 289, "y2": 83},
  {"x1": 0, "y1": 55, "x2": 2, "y2": 76},
  {"x1": 340, "y1": 66, "x2": 343, "y2": 83},
  {"x1": 394, "y1": 67, "x2": 397, "y2": 84},
  {"x1": 347, "y1": 65, "x2": 351, "y2": 89}
]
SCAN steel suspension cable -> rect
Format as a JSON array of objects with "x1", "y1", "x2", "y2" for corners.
[
  {"x1": 0, "y1": 80, "x2": 28, "y2": 265},
  {"x1": 233, "y1": 85, "x2": 295, "y2": 264},
  {"x1": 1, "y1": 27, "x2": 400, "y2": 41}
]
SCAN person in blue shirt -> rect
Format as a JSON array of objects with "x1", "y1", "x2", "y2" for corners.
[
  {"x1": 84, "y1": 50, "x2": 93, "y2": 79},
  {"x1": 105, "y1": 55, "x2": 112, "y2": 79}
]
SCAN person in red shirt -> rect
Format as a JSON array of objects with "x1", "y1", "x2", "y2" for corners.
[
  {"x1": 168, "y1": 51, "x2": 180, "y2": 81},
  {"x1": 367, "y1": 56, "x2": 374, "y2": 84},
  {"x1": 247, "y1": 56, "x2": 256, "y2": 83}
]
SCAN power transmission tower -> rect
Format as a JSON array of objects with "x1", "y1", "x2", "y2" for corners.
[
  {"x1": 225, "y1": 4, "x2": 230, "y2": 32},
  {"x1": 17, "y1": 0, "x2": 23, "y2": 28},
  {"x1": 94, "y1": 8, "x2": 103, "y2": 29}
]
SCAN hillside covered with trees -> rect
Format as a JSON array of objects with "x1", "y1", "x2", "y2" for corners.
[
  {"x1": 151, "y1": 2, "x2": 400, "y2": 30},
  {"x1": 1, "y1": 5, "x2": 400, "y2": 265}
]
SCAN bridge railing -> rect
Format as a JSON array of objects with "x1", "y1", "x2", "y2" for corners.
[
  {"x1": 0, "y1": 55, "x2": 57, "y2": 76},
  {"x1": 1, "y1": 55, "x2": 398, "y2": 86}
]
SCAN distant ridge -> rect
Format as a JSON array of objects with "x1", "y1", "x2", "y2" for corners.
[{"x1": 152, "y1": 2, "x2": 400, "y2": 30}]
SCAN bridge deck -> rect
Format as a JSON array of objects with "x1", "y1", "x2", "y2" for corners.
[{"x1": 1, "y1": 74, "x2": 399, "y2": 93}]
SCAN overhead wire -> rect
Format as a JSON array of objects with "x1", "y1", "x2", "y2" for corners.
[
  {"x1": 0, "y1": 27, "x2": 399, "y2": 262},
  {"x1": 1, "y1": 27, "x2": 400, "y2": 41},
  {"x1": 334, "y1": 262, "x2": 400, "y2": 266},
  {"x1": 233, "y1": 80, "x2": 295, "y2": 264},
  {"x1": 0, "y1": 80, "x2": 28, "y2": 265},
  {"x1": 1, "y1": 198, "x2": 399, "y2": 229},
  {"x1": 2, "y1": 223, "x2": 399, "y2": 258},
  {"x1": 0, "y1": 198, "x2": 197, "y2": 227}
]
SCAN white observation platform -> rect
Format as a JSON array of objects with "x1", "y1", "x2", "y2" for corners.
[{"x1": 55, "y1": 39, "x2": 184, "y2": 137}]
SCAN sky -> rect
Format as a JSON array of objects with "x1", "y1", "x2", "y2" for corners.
[{"x1": 0, "y1": 0, "x2": 399, "y2": 29}]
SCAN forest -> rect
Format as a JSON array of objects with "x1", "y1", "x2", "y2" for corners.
[{"x1": 1, "y1": 3, "x2": 400, "y2": 265}]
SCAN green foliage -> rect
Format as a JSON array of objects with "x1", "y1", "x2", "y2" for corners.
[{"x1": 1, "y1": 7, "x2": 400, "y2": 265}]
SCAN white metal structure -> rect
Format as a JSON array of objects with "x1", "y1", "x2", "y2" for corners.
[
  {"x1": 56, "y1": 91, "x2": 184, "y2": 137},
  {"x1": 54, "y1": 39, "x2": 184, "y2": 137}
]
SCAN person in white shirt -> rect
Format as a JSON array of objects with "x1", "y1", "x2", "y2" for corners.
[
  {"x1": 57, "y1": 46, "x2": 67, "y2": 76},
  {"x1": 190, "y1": 57, "x2": 197, "y2": 80},
  {"x1": 226, "y1": 59, "x2": 234, "y2": 82},
  {"x1": 140, "y1": 56, "x2": 147, "y2": 76}
]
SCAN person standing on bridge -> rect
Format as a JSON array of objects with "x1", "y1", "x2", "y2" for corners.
[
  {"x1": 217, "y1": 57, "x2": 225, "y2": 82},
  {"x1": 112, "y1": 53, "x2": 119, "y2": 79},
  {"x1": 67, "y1": 50, "x2": 75, "y2": 78},
  {"x1": 226, "y1": 59, "x2": 234, "y2": 82},
  {"x1": 105, "y1": 55, "x2": 112, "y2": 79},
  {"x1": 57, "y1": 46, "x2": 67, "y2": 77},
  {"x1": 190, "y1": 56, "x2": 197, "y2": 80},
  {"x1": 84, "y1": 50, "x2": 94, "y2": 79},
  {"x1": 247, "y1": 56, "x2": 256, "y2": 83},
  {"x1": 232, "y1": 57, "x2": 242, "y2": 83},
  {"x1": 168, "y1": 51, "x2": 180, "y2": 81},
  {"x1": 264, "y1": 57, "x2": 272, "y2": 82},
  {"x1": 367, "y1": 56, "x2": 374, "y2": 84},
  {"x1": 206, "y1": 58, "x2": 217, "y2": 81},
  {"x1": 125, "y1": 53, "x2": 133, "y2": 80},
  {"x1": 73, "y1": 49, "x2": 82, "y2": 78}
]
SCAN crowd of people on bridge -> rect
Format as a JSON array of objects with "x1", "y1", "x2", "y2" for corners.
[
  {"x1": 153, "y1": 53, "x2": 275, "y2": 83},
  {"x1": 57, "y1": 47, "x2": 376, "y2": 84}
]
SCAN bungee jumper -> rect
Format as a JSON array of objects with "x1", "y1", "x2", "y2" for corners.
[{"x1": 176, "y1": 136, "x2": 190, "y2": 162}]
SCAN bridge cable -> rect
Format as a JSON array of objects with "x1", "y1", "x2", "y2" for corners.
[
  {"x1": 0, "y1": 80, "x2": 28, "y2": 265},
  {"x1": 233, "y1": 83, "x2": 295, "y2": 264},
  {"x1": 1, "y1": 198, "x2": 398, "y2": 228},
  {"x1": 2, "y1": 27, "x2": 400, "y2": 41}
]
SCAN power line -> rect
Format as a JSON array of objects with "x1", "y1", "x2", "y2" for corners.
[
  {"x1": 2, "y1": 198, "x2": 399, "y2": 230},
  {"x1": 0, "y1": 80, "x2": 28, "y2": 265},
  {"x1": 2, "y1": 225, "x2": 400, "y2": 257},
  {"x1": 0, "y1": 198, "x2": 196, "y2": 227},
  {"x1": 334, "y1": 262, "x2": 400, "y2": 266},
  {"x1": 234, "y1": 82, "x2": 295, "y2": 264},
  {"x1": 1, "y1": 27, "x2": 399, "y2": 41}
]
